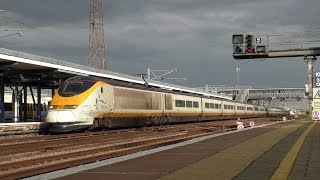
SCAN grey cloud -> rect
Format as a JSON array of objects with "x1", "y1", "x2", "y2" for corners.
[{"x1": 0, "y1": 0, "x2": 319, "y2": 89}]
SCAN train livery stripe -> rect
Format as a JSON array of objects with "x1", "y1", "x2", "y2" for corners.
[
  {"x1": 95, "y1": 112, "x2": 244, "y2": 118},
  {"x1": 50, "y1": 81, "x2": 109, "y2": 106}
]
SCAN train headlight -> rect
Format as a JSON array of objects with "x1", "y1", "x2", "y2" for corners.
[
  {"x1": 63, "y1": 105, "x2": 78, "y2": 109},
  {"x1": 49, "y1": 105, "x2": 57, "y2": 109}
]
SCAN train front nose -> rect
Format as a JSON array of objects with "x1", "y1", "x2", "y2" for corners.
[{"x1": 46, "y1": 110, "x2": 76, "y2": 123}]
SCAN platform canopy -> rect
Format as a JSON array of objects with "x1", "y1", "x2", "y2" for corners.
[{"x1": 0, "y1": 48, "x2": 232, "y2": 100}]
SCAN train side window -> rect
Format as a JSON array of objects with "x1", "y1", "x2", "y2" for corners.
[
  {"x1": 175, "y1": 100, "x2": 185, "y2": 107},
  {"x1": 4, "y1": 103, "x2": 12, "y2": 111},
  {"x1": 186, "y1": 101, "x2": 192, "y2": 108},
  {"x1": 193, "y1": 101, "x2": 199, "y2": 108},
  {"x1": 224, "y1": 105, "x2": 227, "y2": 109},
  {"x1": 219, "y1": 104, "x2": 221, "y2": 109},
  {"x1": 209, "y1": 103, "x2": 214, "y2": 109},
  {"x1": 214, "y1": 104, "x2": 219, "y2": 109},
  {"x1": 101, "y1": 87, "x2": 103, "y2": 93},
  {"x1": 205, "y1": 103, "x2": 209, "y2": 108}
]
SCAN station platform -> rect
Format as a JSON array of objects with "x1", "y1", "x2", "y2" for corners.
[
  {"x1": 30, "y1": 118, "x2": 319, "y2": 180},
  {"x1": 0, "y1": 122, "x2": 47, "y2": 136}
]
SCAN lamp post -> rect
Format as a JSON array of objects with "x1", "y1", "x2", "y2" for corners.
[{"x1": 236, "y1": 67, "x2": 240, "y2": 88}]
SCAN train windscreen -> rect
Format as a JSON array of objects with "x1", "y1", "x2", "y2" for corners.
[{"x1": 58, "y1": 81, "x2": 95, "y2": 97}]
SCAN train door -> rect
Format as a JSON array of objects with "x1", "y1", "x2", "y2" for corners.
[
  {"x1": 164, "y1": 94, "x2": 173, "y2": 117},
  {"x1": 200, "y1": 97, "x2": 203, "y2": 118},
  {"x1": 27, "y1": 104, "x2": 34, "y2": 120},
  {"x1": 160, "y1": 94, "x2": 165, "y2": 116},
  {"x1": 95, "y1": 86, "x2": 108, "y2": 113},
  {"x1": 233, "y1": 102, "x2": 237, "y2": 117},
  {"x1": 218, "y1": 100, "x2": 223, "y2": 117},
  {"x1": 41, "y1": 103, "x2": 48, "y2": 118},
  {"x1": 244, "y1": 105, "x2": 247, "y2": 117},
  {"x1": 4, "y1": 103, "x2": 13, "y2": 120}
]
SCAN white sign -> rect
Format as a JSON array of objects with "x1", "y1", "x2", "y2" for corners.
[
  {"x1": 312, "y1": 110, "x2": 320, "y2": 121},
  {"x1": 316, "y1": 71, "x2": 320, "y2": 87},
  {"x1": 256, "y1": 38, "x2": 261, "y2": 43}
]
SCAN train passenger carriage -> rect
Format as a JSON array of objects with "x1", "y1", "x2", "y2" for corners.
[
  {"x1": 171, "y1": 94, "x2": 202, "y2": 122},
  {"x1": 221, "y1": 101, "x2": 236, "y2": 119},
  {"x1": 201, "y1": 98, "x2": 222, "y2": 120},
  {"x1": 46, "y1": 76, "x2": 290, "y2": 132},
  {"x1": 235, "y1": 103, "x2": 246, "y2": 118},
  {"x1": 244, "y1": 105, "x2": 253, "y2": 118}
]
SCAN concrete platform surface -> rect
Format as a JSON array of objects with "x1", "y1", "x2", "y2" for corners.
[
  {"x1": 40, "y1": 120, "x2": 313, "y2": 180},
  {"x1": 0, "y1": 122, "x2": 47, "y2": 135}
]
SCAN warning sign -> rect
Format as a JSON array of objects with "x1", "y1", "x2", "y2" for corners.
[
  {"x1": 314, "y1": 90, "x2": 320, "y2": 99},
  {"x1": 313, "y1": 88, "x2": 320, "y2": 111}
]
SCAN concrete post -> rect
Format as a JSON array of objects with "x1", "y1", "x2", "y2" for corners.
[
  {"x1": 305, "y1": 56, "x2": 317, "y2": 116},
  {"x1": 0, "y1": 77, "x2": 4, "y2": 123},
  {"x1": 24, "y1": 86, "x2": 27, "y2": 121},
  {"x1": 37, "y1": 81, "x2": 41, "y2": 121},
  {"x1": 51, "y1": 87, "x2": 55, "y2": 97},
  {"x1": 147, "y1": 68, "x2": 150, "y2": 80},
  {"x1": 13, "y1": 86, "x2": 18, "y2": 123}
]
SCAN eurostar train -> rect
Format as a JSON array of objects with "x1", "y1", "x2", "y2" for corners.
[{"x1": 46, "y1": 76, "x2": 290, "y2": 132}]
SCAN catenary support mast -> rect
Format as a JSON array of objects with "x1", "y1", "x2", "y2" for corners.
[
  {"x1": 88, "y1": 0, "x2": 106, "y2": 70},
  {"x1": 305, "y1": 56, "x2": 317, "y2": 115}
]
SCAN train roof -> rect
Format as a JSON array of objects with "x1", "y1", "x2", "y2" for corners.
[
  {"x1": 65, "y1": 75, "x2": 233, "y2": 100},
  {"x1": 65, "y1": 76, "x2": 267, "y2": 107}
]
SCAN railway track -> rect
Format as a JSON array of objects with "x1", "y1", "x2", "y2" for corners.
[{"x1": 0, "y1": 117, "x2": 284, "y2": 179}]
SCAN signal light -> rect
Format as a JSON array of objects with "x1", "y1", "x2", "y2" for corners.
[{"x1": 245, "y1": 34, "x2": 254, "y2": 53}]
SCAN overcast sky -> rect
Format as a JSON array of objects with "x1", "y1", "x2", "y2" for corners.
[{"x1": 1, "y1": 0, "x2": 320, "y2": 89}]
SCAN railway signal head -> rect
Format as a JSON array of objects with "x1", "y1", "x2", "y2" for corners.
[{"x1": 245, "y1": 33, "x2": 254, "y2": 53}]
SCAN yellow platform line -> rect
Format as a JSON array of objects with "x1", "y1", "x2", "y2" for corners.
[{"x1": 271, "y1": 121, "x2": 316, "y2": 180}]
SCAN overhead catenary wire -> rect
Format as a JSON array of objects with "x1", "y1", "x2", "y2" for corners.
[{"x1": 0, "y1": 15, "x2": 33, "y2": 29}]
